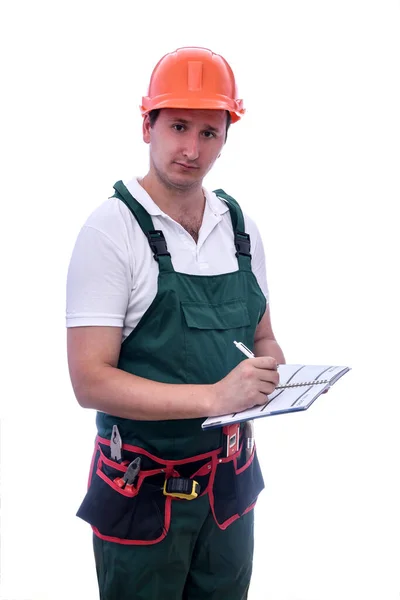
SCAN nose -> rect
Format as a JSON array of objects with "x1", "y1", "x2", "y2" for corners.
[{"x1": 182, "y1": 132, "x2": 200, "y2": 161}]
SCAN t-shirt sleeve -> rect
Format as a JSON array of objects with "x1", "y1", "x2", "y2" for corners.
[
  {"x1": 66, "y1": 224, "x2": 131, "y2": 328},
  {"x1": 244, "y1": 215, "x2": 269, "y2": 304}
]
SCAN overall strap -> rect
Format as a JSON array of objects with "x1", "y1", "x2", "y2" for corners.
[
  {"x1": 112, "y1": 181, "x2": 174, "y2": 273},
  {"x1": 213, "y1": 189, "x2": 252, "y2": 272}
]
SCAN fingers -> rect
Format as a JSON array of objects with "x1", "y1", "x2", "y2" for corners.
[
  {"x1": 240, "y1": 357, "x2": 280, "y2": 386},
  {"x1": 257, "y1": 380, "x2": 277, "y2": 396},
  {"x1": 239, "y1": 365, "x2": 279, "y2": 397},
  {"x1": 257, "y1": 369, "x2": 280, "y2": 387},
  {"x1": 251, "y1": 356, "x2": 279, "y2": 371},
  {"x1": 252, "y1": 390, "x2": 274, "y2": 407}
]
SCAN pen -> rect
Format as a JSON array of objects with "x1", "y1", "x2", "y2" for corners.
[
  {"x1": 233, "y1": 340, "x2": 254, "y2": 359},
  {"x1": 234, "y1": 340, "x2": 280, "y2": 370}
]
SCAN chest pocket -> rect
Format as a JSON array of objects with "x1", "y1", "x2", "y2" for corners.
[{"x1": 181, "y1": 299, "x2": 251, "y2": 384}]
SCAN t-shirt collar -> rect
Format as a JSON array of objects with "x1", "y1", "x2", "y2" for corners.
[{"x1": 123, "y1": 177, "x2": 230, "y2": 218}]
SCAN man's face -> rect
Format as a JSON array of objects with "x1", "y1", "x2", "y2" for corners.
[{"x1": 143, "y1": 108, "x2": 227, "y2": 191}]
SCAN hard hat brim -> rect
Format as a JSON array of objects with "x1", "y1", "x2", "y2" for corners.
[{"x1": 140, "y1": 95, "x2": 245, "y2": 123}]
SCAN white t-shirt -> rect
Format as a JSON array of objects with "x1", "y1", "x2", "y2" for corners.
[{"x1": 66, "y1": 177, "x2": 269, "y2": 342}]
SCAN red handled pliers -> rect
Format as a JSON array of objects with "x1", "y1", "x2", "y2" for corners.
[{"x1": 114, "y1": 457, "x2": 141, "y2": 492}]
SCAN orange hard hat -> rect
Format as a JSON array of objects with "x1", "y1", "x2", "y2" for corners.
[{"x1": 140, "y1": 47, "x2": 245, "y2": 123}]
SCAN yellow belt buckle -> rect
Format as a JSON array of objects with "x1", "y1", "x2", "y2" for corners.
[{"x1": 163, "y1": 478, "x2": 200, "y2": 500}]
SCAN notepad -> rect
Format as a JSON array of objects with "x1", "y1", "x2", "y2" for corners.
[{"x1": 202, "y1": 364, "x2": 351, "y2": 429}]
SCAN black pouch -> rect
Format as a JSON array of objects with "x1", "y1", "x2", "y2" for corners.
[
  {"x1": 76, "y1": 445, "x2": 168, "y2": 544},
  {"x1": 212, "y1": 445, "x2": 265, "y2": 527}
]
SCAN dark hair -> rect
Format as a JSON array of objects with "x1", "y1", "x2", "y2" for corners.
[{"x1": 148, "y1": 109, "x2": 231, "y2": 141}]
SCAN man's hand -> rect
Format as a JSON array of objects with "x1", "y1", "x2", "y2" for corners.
[{"x1": 211, "y1": 357, "x2": 280, "y2": 416}]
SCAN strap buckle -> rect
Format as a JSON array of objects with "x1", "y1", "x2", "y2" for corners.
[
  {"x1": 235, "y1": 231, "x2": 251, "y2": 258},
  {"x1": 146, "y1": 230, "x2": 171, "y2": 261},
  {"x1": 163, "y1": 477, "x2": 200, "y2": 500}
]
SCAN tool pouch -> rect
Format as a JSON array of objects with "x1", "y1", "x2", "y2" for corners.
[
  {"x1": 211, "y1": 441, "x2": 264, "y2": 529},
  {"x1": 77, "y1": 434, "x2": 264, "y2": 543},
  {"x1": 76, "y1": 441, "x2": 170, "y2": 545},
  {"x1": 76, "y1": 438, "x2": 215, "y2": 545}
]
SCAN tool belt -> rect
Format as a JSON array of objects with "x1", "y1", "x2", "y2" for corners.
[{"x1": 76, "y1": 434, "x2": 264, "y2": 546}]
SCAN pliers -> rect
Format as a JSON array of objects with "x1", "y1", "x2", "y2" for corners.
[
  {"x1": 114, "y1": 457, "x2": 141, "y2": 493},
  {"x1": 110, "y1": 425, "x2": 123, "y2": 462}
]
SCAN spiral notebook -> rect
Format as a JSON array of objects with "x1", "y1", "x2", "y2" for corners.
[{"x1": 202, "y1": 364, "x2": 351, "y2": 429}]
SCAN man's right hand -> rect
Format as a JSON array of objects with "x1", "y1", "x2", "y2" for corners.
[{"x1": 211, "y1": 357, "x2": 280, "y2": 416}]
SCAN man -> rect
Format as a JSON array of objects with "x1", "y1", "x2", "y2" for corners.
[{"x1": 66, "y1": 46, "x2": 285, "y2": 600}]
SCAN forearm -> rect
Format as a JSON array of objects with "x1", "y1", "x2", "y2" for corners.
[
  {"x1": 254, "y1": 338, "x2": 286, "y2": 364},
  {"x1": 74, "y1": 365, "x2": 216, "y2": 420}
]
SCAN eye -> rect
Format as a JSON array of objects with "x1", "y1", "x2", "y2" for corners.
[
  {"x1": 202, "y1": 130, "x2": 216, "y2": 138},
  {"x1": 172, "y1": 124, "x2": 186, "y2": 132}
]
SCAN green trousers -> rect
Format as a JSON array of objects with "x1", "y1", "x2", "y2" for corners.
[{"x1": 93, "y1": 494, "x2": 254, "y2": 600}]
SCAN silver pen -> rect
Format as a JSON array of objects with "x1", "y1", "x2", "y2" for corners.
[
  {"x1": 234, "y1": 340, "x2": 280, "y2": 368},
  {"x1": 233, "y1": 340, "x2": 254, "y2": 358}
]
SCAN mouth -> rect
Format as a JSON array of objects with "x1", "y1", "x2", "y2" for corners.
[{"x1": 174, "y1": 162, "x2": 199, "y2": 170}]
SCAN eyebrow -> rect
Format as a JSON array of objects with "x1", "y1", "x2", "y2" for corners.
[{"x1": 170, "y1": 118, "x2": 221, "y2": 133}]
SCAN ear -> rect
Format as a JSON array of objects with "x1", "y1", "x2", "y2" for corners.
[{"x1": 143, "y1": 115, "x2": 151, "y2": 144}]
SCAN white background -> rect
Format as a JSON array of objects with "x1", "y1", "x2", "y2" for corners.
[{"x1": 1, "y1": 1, "x2": 399, "y2": 599}]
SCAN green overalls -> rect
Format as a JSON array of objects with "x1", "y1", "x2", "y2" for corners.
[{"x1": 77, "y1": 181, "x2": 267, "y2": 600}]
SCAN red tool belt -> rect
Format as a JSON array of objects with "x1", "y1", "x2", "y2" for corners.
[{"x1": 76, "y1": 434, "x2": 264, "y2": 546}]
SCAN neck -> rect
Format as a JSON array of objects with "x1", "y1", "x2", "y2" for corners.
[{"x1": 139, "y1": 171, "x2": 205, "y2": 218}]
